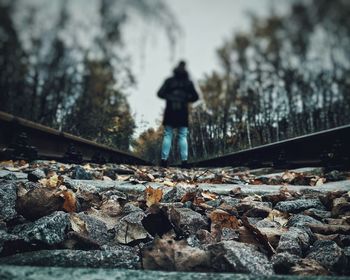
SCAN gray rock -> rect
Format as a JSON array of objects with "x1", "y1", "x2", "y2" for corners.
[
  {"x1": 114, "y1": 210, "x2": 151, "y2": 244},
  {"x1": 162, "y1": 185, "x2": 188, "y2": 203},
  {"x1": 208, "y1": 241, "x2": 274, "y2": 275},
  {"x1": 221, "y1": 228, "x2": 239, "y2": 241},
  {"x1": 2, "y1": 265, "x2": 327, "y2": 280},
  {"x1": 71, "y1": 166, "x2": 93, "y2": 180},
  {"x1": 206, "y1": 199, "x2": 221, "y2": 208},
  {"x1": 271, "y1": 252, "x2": 301, "y2": 274},
  {"x1": 0, "y1": 181, "x2": 17, "y2": 221},
  {"x1": 286, "y1": 214, "x2": 323, "y2": 228},
  {"x1": 19, "y1": 181, "x2": 40, "y2": 192},
  {"x1": 303, "y1": 208, "x2": 331, "y2": 221},
  {"x1": 74, "y1": 213, "x2": 110, "y2": 245},
  {"x1": 122, "y1": 203, "x2": 143, "y2": 215},
  {"x1": 0, "y1": 171, "x2": 27, "y2": 180},
  {"x1": 102, "y1": 189, "x2": 128, "y2": 202},
  {"x1": 255, "y1": 219, "x2": 280, "y2": 228},
  {"x1": 65, "y1": 178, "x2": 146, "y2": 195},
  {"x1": 2, "y1": 173, "x2": 17, "y2": 180},
  {"x1": 220, "y1": 197, "x2": 240, "y2": 208},
  {"x1": 306, "y1": 240, "x2": 345, "y2": 271},
  {"x1": 27, "y1": 169, "x2": 46, "y2": 182},
  {"x1": 11, "y1": 211, "x2": 70, "y2": 245},
  {"x1": 325, "y1": 170, "x2": 347, "y2": 182},
  {"x1": 275, "y1": 199, "x2": 325, "y2": 214},
  {"x1": 0, "y1": 249, "x2": 140, "y2": 269},
  {"x1": 169, "y1": 207, "x2": 209, "y2": 236},
  {"x1": 276, "y1": 227, "x2": 314, "y2": 257}
]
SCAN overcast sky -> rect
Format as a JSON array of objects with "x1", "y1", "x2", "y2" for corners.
[{"x1": 124, "y1": 0, "x2": 284, "y2": 135}]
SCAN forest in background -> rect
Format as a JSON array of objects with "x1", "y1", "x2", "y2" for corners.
[
  {"x1": 0, "y1": 0, "x2": 179, "y2": 151},
  {"x1": 1, "y1": 0, "x2": 349, "y2": 163},
  {"x1": 134, "y1": 0, "x2": 350, "y2": 163}
]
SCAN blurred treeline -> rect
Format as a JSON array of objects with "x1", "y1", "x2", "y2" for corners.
[
  {"x1": 0, "y1": 0, "x2": 178, "y2": 151},
  {"x1": 134, "y1": 0, "x2": 350, "y2": 163}
]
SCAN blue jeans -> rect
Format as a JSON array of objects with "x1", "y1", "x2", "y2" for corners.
[{"x1": 161, "y1": 126, "x2": 188, "y2": 161}]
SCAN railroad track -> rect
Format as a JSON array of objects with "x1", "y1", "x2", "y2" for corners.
[
  {"x1": 190, "y1": 124, "x2": 350, "y2": 169},
  {"x1": 1, "y1": 110, "x2": 349, "y2": 169},
  {"x1": 0, "y1": 111, "x2": 149, "y2": 165}
]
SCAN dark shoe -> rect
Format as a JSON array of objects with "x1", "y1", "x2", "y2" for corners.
[
  {"x1": 181, "y1": 160, "x2": 189, "y2": 169},
  {"x1": 160, "y1": 159, "x2": 168, "y2": 168}
]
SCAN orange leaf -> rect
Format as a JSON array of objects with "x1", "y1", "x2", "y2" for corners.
[
  {"x1": 145, "y1": 186, "x2": 163, "y2": 207},
  {"x1": 61, "y1": 189, "x2": 77, "y2": 212},
  {"x1": 210, "y1": 209, "x2": 239, "y2": 230}
]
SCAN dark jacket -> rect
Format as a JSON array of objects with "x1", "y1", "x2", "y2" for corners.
[{"x1": 157, "y1": 68, "x2": 199, "y2": 127}]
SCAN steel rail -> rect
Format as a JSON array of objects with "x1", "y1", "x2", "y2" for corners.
[
  {"x1": 190, "y1": 124, "x2": 350, "y2": 169},
  {"x1": 0, "y1": 111, "x2": 149, "y2": 165}
]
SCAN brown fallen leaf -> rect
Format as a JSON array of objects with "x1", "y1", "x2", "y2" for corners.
[
  {"x1": 180, "y1": 191, "x2": 197, "y2": 203},
  {"x1": 70, "y1": 213, "x2": 88, "y2": 234},
  {"x1": 142, "y1": 237, "x2": 210, "y2": 271},
  {"x1": 282, "y1": 171, "x2": 297, "y2": 182},
  {"x1": 210, "y1": 209, "x2": 240, "y2": 230},
  {"x1": 250, "y1": 179, "x2": 263, "y2": 185},
  {"x1": 201, "y1": 191, "x2": 218, "y2": 201},
  {"x1": 0, "y1": 160, "x2": 14, "y2": 168},
  {"x1": 310, "y1": 177, "x2": 326, "y2": 186},
  {"x1": 60, "y1": 187, "x2": 77, "y2": 212},
  {"x1": 241, "y1": 216, "x2": 276, "y2": 257},
  {"x1": 193, "y1": 196, "x2": 206, "y2": 206},
  {"x1": 145, "y1": 186, "x2": 163, "y2": 207}
]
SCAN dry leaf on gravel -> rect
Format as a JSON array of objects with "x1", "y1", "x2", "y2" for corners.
[
  {"x1": 70, "y1": 213, "x2": 88, "y2": 234},
  {"x1": 210, "y1": 209, "x2": 240, "y2": 230},
  {"x1": 310, "y1": 177, "x2": 326, "y2": 186},
  {"x1": 180, "y1": 191, "x2": 197, "y2": 203},
  {"x1": 145, "y1": 186, "x2": 163, "y2": 207},
  {"x1": 0, "y1": 160, "x2": 14, "y2": 168},
  {"x1": 282, "y1": 171, "x2": 297, "y2": 182},
  {"x1": 39, "y1": 174, "x2": 60, "y2": 188},
  {"x1": 60, "y1": 187, "x2": 77, "y2": 212},
  {"x1": 241, "y1": 216, "x2": 276, "y2": 257},
  {"x1": 201, "y1": 191, "x2": 218, "y2": 200},
  {"x1": 163, "y1": 180, "x2": 175, "y2": 187},
  {"x1": 267, "y1": 209, "x2": 289, "y2": 226}
]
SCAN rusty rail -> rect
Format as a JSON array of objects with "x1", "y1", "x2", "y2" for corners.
[
  {"x1": 0, "y1": 111, "x2": 149, "y2": 165},
  {"x1": 190, "y1": 124, "x2": 350, "y2": 169}
]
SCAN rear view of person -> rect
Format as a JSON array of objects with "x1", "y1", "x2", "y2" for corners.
[{"x1": 157, "y1": 61, "x2": 199, "y2": 168}]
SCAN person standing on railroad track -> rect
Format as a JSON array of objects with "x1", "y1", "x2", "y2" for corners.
[{"x1": 157, "y1": 60, "x2": 199, "y2": 168}]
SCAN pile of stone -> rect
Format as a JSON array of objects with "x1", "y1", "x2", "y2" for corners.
[{"x1": 0, "y1": 160, "x2": 350, "y2": 276}]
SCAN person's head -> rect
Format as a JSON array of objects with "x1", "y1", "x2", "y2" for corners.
[
  {"x1": 178, "y1": 60, "x2": 186, "y2": 70},
  {"x1": 173, "y1": 60, "x2": 188, "y2": 78}
]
